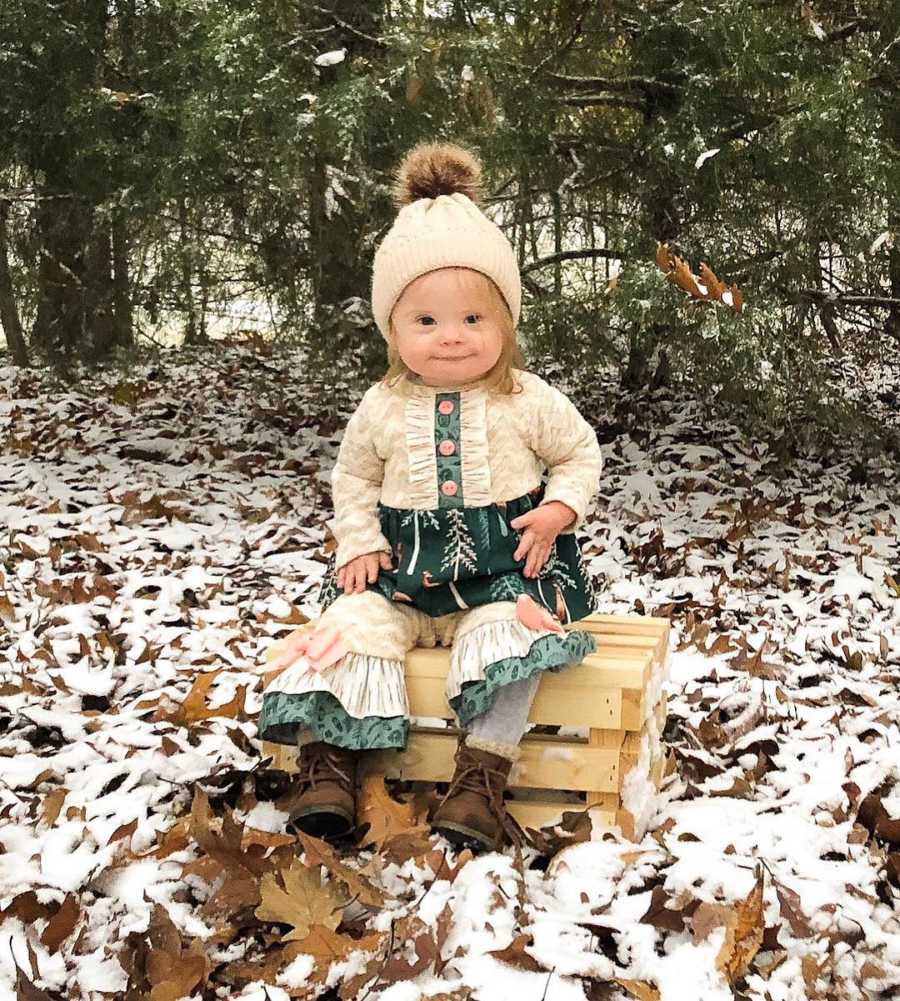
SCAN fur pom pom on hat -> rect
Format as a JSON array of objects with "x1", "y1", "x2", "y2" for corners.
[{"x1": 371, "y1": 142, "x2": 521, "y2": 340}]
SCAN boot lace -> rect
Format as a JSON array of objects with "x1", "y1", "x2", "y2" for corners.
[{"x1": 297, "y1": 742, "x2": 353, "y2": 791}]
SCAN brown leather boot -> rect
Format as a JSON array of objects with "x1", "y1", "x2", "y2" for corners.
[
  {"x1": 283, "y1": 741, "x2": 358, "y2": 841},
  {"x1": 431, "y1": 738, "x2": 528, "y2": 852}
]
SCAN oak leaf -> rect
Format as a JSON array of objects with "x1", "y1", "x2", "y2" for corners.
[
  {"x1": 690, "y1": 865, "x2": 764, "y2": 983},
  {"x1": 488, "y1": 933, "x2": 546, "y2": 973},
  {"x1": 295, "y1": 829, "x2": 386, "y2": 907},
  {"x1": 616, "y1": 980, "x2": 660, "y2": 1001},
  {"x1": 356, "y1": 773, "x2": 427, "y2": 848}
]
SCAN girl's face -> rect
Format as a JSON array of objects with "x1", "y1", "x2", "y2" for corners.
[{"x1": 389, "y1": 268, "x2": 505, "y2": 387}]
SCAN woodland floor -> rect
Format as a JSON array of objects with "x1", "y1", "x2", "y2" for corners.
[{"x1": 1, "y1": 344, "x2": 899, "y2": 1001}]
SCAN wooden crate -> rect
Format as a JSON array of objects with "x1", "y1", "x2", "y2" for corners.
[{"x1": 262, "y1": 612, "x2": 671, "y2": 841}]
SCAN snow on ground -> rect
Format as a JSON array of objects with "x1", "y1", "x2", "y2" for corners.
[{"x1": 0, "y1": 343, "x2": 898, "y2": 1001}]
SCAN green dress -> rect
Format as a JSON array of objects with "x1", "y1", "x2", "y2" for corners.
[{"x1": 259, "y1": 387, "x2": 599, "y2": 750}]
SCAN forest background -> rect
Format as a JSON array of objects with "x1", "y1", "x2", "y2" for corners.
[{"x1": 0, "y1": 0, "x2": 898, "y2": 447}]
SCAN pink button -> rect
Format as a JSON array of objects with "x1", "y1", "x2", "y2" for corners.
[
  {"x1": 438, "y1": 400, "x2": 455, "y2": 415},
  {"x1": 438, "y1": 440, "x2": 456, "y2": 456},
  {"x1": 441, "y1": 481, "x2": 458, "y2": 496}
]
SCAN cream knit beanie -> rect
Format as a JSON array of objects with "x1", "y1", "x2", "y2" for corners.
[{"x1": 370, "y1": 142, "x2": 521, "y2": 340}]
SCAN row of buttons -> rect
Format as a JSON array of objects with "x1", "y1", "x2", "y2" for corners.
[{"x1": 436, "y1": 396, "x2": 460, "y2": 498}]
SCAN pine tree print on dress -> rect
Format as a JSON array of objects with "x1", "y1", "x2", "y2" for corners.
[
  {"x1": 490, "y1": 571, "x2": 528, "y2": 603},
  {"x1": 441, "y1": 509, "x2": 478, "y2": 581},
  {"x1": 472, "y1": 507, "x2": 492, "y2": 555}
]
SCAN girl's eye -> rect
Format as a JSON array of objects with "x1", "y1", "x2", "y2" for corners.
[{"x1": 415, "y1": 314, "x2": 481, "y2": 326}]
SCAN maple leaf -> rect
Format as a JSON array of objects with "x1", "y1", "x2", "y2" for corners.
[{"x1": 255, "y1": 858, "x2": 347, "y2": 942}]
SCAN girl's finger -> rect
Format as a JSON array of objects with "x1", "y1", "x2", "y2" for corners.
[
  {"x1": 513, "y1": 531, "x2": 535, "y2": 562},
  {"x1": 367, "y1": 558, "x2": 378, "y2": 582},
  {"x1": 526, "y1": 544, "x2": 549, "y2": 577}
]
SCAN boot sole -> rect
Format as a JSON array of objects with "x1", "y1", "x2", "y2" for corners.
[
  {"x1": 432, "y1": 819, "x2": 495, "y2": 852},
  {"x1": 288, "y1": 805, "x2": 355, "y2": 841}
]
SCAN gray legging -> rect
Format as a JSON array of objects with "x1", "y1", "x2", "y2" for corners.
[{"x1": 467, "y1": 672, "x2": 541, "y2": 746}]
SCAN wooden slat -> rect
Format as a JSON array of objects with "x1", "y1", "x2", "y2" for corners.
[
  {"x1": 361, "y1": 731, "x2": 621, "y2": 793},
  {"x1": 263, "y1": 741, "x2": 294, "y2": 771},
  {"x1": 404, "y1": 674, "x2": 624, "y2": 727}
]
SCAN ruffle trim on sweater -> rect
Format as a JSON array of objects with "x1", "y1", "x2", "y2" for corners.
[{"x1": 458, "y1": 389, "x2": 492, "y2": 505}]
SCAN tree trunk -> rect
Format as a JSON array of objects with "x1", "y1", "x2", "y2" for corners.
[
  {"x1": 0, "y1": 198, "x2": 29, "y2": 367},
  {"x1": 112, "y1": 208, "x2": 134, "y2": 349},
  {"x1": 179, "y1": 194, "x2": 203, "y2": 345},
  {"x1": 306, "y1": 0, "x2": 388, "y2": 373},
  {"x1": 84, "y1": 218, "x2": 122, "y2": 358},
  {"x1": 30, "y1": 180, "x2": 93, "y2": 366},
  {"x1": 552, "y1": 189, "x2": 562, "y2": 296},
  {"x1": 889, "y1": 206, "x2": 900, "y2": 342}
]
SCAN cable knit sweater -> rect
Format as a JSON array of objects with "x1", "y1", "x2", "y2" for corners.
[{"x1": 329, "y1": 369, "x2": 603, "y2": 571}]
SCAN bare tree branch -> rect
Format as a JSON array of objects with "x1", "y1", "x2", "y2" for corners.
[{"x1": 521, "y1": 248, "x2": 623, "y2": 276}]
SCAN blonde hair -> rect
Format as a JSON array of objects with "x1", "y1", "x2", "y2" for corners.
[{"x1": 381, "y1": 268, "x2": 526, "y2": 397}]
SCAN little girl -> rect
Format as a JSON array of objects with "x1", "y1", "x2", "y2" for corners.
[{"x1": 259, "y1": 142, "x2": 603, "y2": 852}]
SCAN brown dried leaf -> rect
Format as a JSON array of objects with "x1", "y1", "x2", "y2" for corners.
[
  {"x1": 380, "y1": 914, "x2": 438, "y2": 981},
  {"x1": 691, "y1": 866, "x2": 764, "y2": 983},
  {"x1": 858, "y1": 790, "x2": 900, "y2": 845},
  {"x1": 424, "y1": 846, "x2": 473, "y2": 882},
  {"x1": 255, "y1": 859, "x2": 346, "y2": 942},
  {"x1": 39, "y1": 894, "x2": 80, "y2": 954},
  {"x1": 382, "y1": 825, "x2": 435, "y2": 865},
  {"x1": 290, "y1": 925, "x2": 383, "y2": 963},
  {"x1": 188, "y1": 788, "x2": 267, "y2": 877},
  {"x1": 159, "y1": 670, "x2": 247, "y2": 725},
  {"x1": 356, "y1": 774, "x2": 426, "y2": 849},
  {"x1": 41, "y1": 788, "x2": 67, "y2": 828},
  {"x1": 107, "y1": 817, "x2": 138, "y2": 847},
  {"x1": 775, "y1": 881, "x2": 812, "y2": 938},
  {"x1": 616, "y1": 979, "x2": 660, "y2": 1001},
  {"x1": 294, "y1": 829, "x2": 386, "y2": 907},
  {"x1": 639, "y1": 885, "x2": 689, "y2": 932},
  {"x1": 12, "y1": 957, "x2": 55, "y2": 1001},
  {"x1": 488, "y1": 933, "x2": 546, "y2": 973}
]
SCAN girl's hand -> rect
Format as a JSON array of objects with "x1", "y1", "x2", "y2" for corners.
[
  {"x1": 336, "y1": 550, "x2": 393, "y2": 594},
  {"x1": 510, "y1": 501, "x2": 576, "y2": 578}
]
